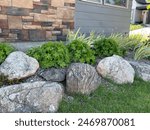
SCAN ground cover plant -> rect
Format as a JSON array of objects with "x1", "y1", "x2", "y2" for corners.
[
  {"x1": 0, "y1": 43, "x2": 14, "y2": 64},
  {"x1": 59, "y1": 78, "x2": 150, "y2": 113},
  {"x1": 27, "y1": 41, "x2": 70, "y2": 68}
]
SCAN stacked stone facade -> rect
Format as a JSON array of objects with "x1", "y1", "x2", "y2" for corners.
[{"x1": 0, "y1": 0, "x2": 75, "y2": 42}]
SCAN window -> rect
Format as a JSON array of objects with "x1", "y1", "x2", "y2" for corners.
[
  {"x1": 104, "y1": 0, "x2": 128, "y2": 8},
  {"x1": 81, "y1": 0, "x2": 102, "y2": 4}
]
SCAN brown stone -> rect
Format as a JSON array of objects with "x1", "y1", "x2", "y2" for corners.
[
  {"x1": 8, "y1": 16, "x2": 22, "y2": 29},
  {"x1": 0, "y1": 20, "x2": 8, "y2": 28},
  {"x1": 18, "y1": 30, "x2": 29, "y2": 41}
]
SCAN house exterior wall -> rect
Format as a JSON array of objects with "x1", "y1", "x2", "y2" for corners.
[
  {"x1": 0, "y1": 0, "x2": 75, "y2": 42},
  {"x1": 75, "y1": 0, "x2": 133, "y2": 35}
]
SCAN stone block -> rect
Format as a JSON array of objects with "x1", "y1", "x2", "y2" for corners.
[
  {"x1": 0, "y1": 14, "x2": 7, "y2": 19},
  {"x1": 8, "y1": 16, "x2": 22, "y2": 29},
  {"x1": 0, "y1": 20, "x2": 8, "y2": 28},
  {"x1": 29, "y1": 30, "x2": 46, "y2": 41},
  {"x1": 51, "y1": 0, "x2": 64, "y2": 7},
  {"x1": 41, "y1": 22, "x2": 53, "y2": 26},
  {"x1": 34, "y1": 13, "x2": 56, "y2": 22},
  {"x1": 6, "y1": 7, "x2": 30, "y2": 16},
  {"x1": 0, "y1": 0, "x2": 11, "y2": 6},
  {"x1": 18, "y1": 30, "x2": 29, "y2": 41},
  {"x1": 12, "y1": 0, "x2": 33, "y2": 9},
  {"x1": 22, "y1": 16, "x2": 33, "y2": 22},
  {"x1": 23, "y1": 25, "x2": 41, "y2": 29}
]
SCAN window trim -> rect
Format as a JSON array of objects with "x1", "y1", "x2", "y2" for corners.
[
  {"x1": 104, "y1": 0, "x2": 129, "y2": 9},
  {"x1": 81, "y1": 0, "x2": 103, "y2": 5}
]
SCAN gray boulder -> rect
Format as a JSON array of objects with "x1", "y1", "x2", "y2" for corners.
[
  {"x1": 66, "y1": 63, "x2": 101, "y2": 94},
  {"x1": 0, "y1": 81, "x2": 64, "y2": 113},
  {"x1": 129, "y1": 61, "x2": 150, "y2": 81},
  {"x1": 0, "y1": 51, "x2": 39, "y2": 80},
  {"x1": 97, "y1": 55, "x2": 135, "y2": 84},
  {"x1": 38, "y1": 68, "x2": 66, "y2": 82}
]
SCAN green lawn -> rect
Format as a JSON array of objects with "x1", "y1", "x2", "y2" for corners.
[
  {"x1": 58, "y1": 78, "x2": 150, "y2": 113},
  {"x1": 130, "y1": 24, "x2": 144, "y2": 31}
]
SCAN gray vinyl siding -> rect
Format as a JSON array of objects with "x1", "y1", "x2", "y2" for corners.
[{"x1": 75, "y1": 0, "x2": 132, "y2": 35}]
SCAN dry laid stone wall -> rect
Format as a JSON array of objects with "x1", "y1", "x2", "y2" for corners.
[{"x1": 0, "y1": 0, "x2": 75, "y2": 42}]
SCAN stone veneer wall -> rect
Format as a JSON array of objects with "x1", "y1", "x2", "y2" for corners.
[{"x1": 0, "y1": 0, "x2": 75, "y2": 42}]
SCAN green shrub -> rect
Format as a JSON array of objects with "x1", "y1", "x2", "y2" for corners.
[
  {"x1": 27, "y1": 42, "x2": 70, "y2": 68},
  {"x1": 134, "y1": 39, "x2": 150, "y2": 60},
  {"x1": 0, "y1": 43, "x2": 14, "y2": 64},
  {"x1": 67, "y1": 39, "x2": 96, "y2": 64},
  {"x1": 93, "y1": 38, "x2": 123, "y2": 57}
]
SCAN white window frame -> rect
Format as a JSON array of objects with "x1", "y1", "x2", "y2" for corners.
[
  {"x1": 81, "y1": 0, "x2": 103, "y2": 5},
  {"x1": 104, "y1": 0, "x2": 129, "y2": 9}
]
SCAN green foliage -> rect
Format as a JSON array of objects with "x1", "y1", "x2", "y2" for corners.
[
  {"x1": 27, "y1": 42, "x2": 70, "y2": 68},
  {"x1": 0, "y1": 74, "x2": 20, "y2": 87},
  {"x1": 93, "y1": 38, "x2": 123, "y2": 57},
  {"x1": 67, "y1": 39, "x2": 96, "y2": 64},
  {"x1": 0, "y1": 43, "x2": 14, "y2": 64},
  {"x1": 59, "y1": 79, "x2": 150, "y2": 113},
  {"x1": 147, "y1": 4, "x2": 150, "y2": 10},
  {"x1": 134, "y1": 39, "x2": 150, "y2": 60},
  {"x1": 130, "y1": 24, "x2": 144, "y2": 31}
]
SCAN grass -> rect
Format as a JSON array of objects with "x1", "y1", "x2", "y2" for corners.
[
  {"x1": 58, "y1": 78, "x2": 150, "y2": 113},
  {"x1": 130, "y1": 24, "x2": 144, "y2": 31}
]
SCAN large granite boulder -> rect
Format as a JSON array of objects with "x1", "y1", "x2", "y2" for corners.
[
  {"x1": 38, "y1": 68, "x2": 66, "y2": 82},
  {"x1": 97, "y1": 55, "x2": 135, "y2": 84},
  {"x1": 129, "y1": 61, "x2": 150, "y2": 81},
  {"x1": 0, "y1": 51, "x2": 39, "y2": 80},
  {"x1": 0, "y1": 82, "x2": 64, "y2": 113},
  {"x1": 66, "y1": 63, "x2": 101, "y2": 94}
]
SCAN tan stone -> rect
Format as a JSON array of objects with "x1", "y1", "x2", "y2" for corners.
[
  {"x1": 8, "y1": 16, "x2": 22, "y2": 29},
  {"x1": 64, "y1": 0, "x2": 75, "y2": 3},
  {"x1": 22, "y1": 16, "x2": 34, "y2": 21},
  {"x1": 51, "y1": 0, "x2": 64, "y2": 7},
  {"x1": 12, "y1": 0, "x2": 33, "y2": 9},
  {"x1": 23, "y1": 25, "x2": 41, "y2": 29},
  {"x1": 57, "y1": 8, "x2": 74, "y2": 20},
  {"x1": 46, "y1": 31, "x2": 52, "y2": 40},
  {"x1": 0, "y1": 0, "x2": 11, "y2": 6},
  {"x1": 9, "y1": 33, "x2": 17, "y2": 39},
  {"x1": 34, "y1": 13, "x2": 56, "y2": 22},
  {"x1": 0, "y1": 14, "x2": 7, "y2": 20}
]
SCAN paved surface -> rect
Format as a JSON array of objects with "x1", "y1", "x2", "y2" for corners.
[
  {"x1": 11, "y1": 42, "x2": 45, "y2": 52},
  {"x1": 129, "y1": 27, "x2": 150, "y2": 37}
]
